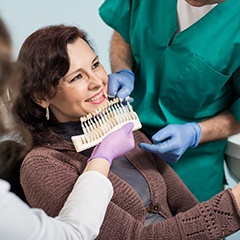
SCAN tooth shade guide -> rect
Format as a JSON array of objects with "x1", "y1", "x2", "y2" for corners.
[{"x1": 72, "y1": 98, "x2": 142, "y2": 152}]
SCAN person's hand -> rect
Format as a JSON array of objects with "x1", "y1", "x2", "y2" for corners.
[
  {"x1": 88, "y1": 122, "x2": 135, "y2": 164},
  {"x1": 139, "y1": 122, "x2": 202, "y2": 163},
  {"x1": 108, "y1": 69, "x2": 135, "y2": 102}
]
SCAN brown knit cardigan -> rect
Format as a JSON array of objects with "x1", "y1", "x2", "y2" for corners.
[{"x1": 20, "y1": 129, "x2": 240, "y2": 239}]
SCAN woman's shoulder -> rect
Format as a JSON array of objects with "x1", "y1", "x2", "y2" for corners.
[
  {"x1": 24, "y1": 146, "x2": 58, "y2": 160},
  {"x1": 22, "y1": 144, "x2": 86, "y2": 174},
  {"x1": 25, "y1": 136, "x2": 77, "y2": 160}
]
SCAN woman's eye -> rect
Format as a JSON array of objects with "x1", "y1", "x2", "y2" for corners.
[
  {"x1": 70, "y1": 73, "x2": 82, "y2": 82},
  {"x1": 92, "y1": 61, "x2": 100, "y2": 69}
]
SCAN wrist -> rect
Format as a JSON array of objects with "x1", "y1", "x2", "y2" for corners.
[
  {"x1": 88, "y1": 155, "x2": 112, "y2": 165},
  {"x1": 85, "y1": 158, "x2": 110, "y2": 177},
  {"x1": 116, "y1": 69, "x2": 135, "y2": 81},
  {"x1": 187, "y1": 122, "x2": 202, "y2": 148}
]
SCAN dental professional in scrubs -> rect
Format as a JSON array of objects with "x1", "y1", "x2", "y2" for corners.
[{"x1": 99, "y1": 0, "x2": 240, "y2": 202}]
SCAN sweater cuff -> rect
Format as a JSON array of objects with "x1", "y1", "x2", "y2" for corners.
[{"x1": 175, "y1": 189, "x2": 240, "y2": 239}]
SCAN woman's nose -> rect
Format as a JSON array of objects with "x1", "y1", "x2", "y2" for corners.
[{"x1": 88, "y1": 74, "x2": 103, "y2": 89}]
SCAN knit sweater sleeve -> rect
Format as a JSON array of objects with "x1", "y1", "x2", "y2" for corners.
[
  {"x1": 20, "y1": 148, "x2": 81, "y2": 217},
  {"x1": 97, "y1": 189, "x2": 240, "y2": 240}
]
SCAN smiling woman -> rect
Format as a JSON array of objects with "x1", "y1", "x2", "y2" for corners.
[
  {"x1": 34, "y1": 38, "x2": 108, "y2": 122},
  {"x1": 12, "y1": 24, "x2": 240, "y2": 240},
  {"x1": 14, "y1": 25, "x2": 109, "y2": 145}
]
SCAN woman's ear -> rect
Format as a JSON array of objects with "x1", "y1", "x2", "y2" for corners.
[{"x1": 32, "y1": 93, "x2": 49, "y2": 108}]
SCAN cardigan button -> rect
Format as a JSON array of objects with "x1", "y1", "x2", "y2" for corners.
[
  {"x1": 146, "y1": 203, "x2": 161, "y2": 213},
  {"x1": 152, "y1": 204, "x2": 160, "y2": 213}
]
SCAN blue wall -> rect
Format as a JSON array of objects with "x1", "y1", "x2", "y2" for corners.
[{"x1": 0, "y1": 0, "x2": 112, "y2": 73}]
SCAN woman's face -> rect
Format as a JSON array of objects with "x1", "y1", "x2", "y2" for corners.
[
  {"x1": 48, "y1": 38, "x2": 108, "y2": 122},
  {"x1": 185, "y1": 0, "x2": 225, "y2": 7}
]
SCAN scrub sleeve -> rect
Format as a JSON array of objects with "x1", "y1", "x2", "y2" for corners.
[{"x1": 99, "y1": 0, "x2": 240, "y2": 202}]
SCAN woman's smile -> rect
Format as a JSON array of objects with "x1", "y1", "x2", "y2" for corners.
[
  {"x1": 46, "y1": 38, "x2": 108, "y2": 122},
  {"x1": 86, "y1": 90, "x2": 106, "y2": 104}
]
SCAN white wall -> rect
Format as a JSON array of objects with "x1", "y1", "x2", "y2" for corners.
[{"x1": 0, "y1": 0, "x2": 113, "y2": 73}]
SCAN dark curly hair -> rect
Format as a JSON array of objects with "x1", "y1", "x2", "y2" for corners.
[{"x1": 13, "y1": 24, "x2": 93, "y2": 146}]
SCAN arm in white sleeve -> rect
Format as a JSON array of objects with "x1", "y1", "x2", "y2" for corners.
[
  {"x1": 56, "y1": 171, "x2": 113, "y2": 239},
  {"x1": 0, "y1": 171, "x2": 113, "y2": 240}
]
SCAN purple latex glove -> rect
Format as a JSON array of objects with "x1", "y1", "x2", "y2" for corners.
[
  {"x1": 139, "y1": 122, "x2": 202, "y2": 163},
  {"x1": 88, "y1": 122, "x2": 135, "y2": 164},
  {"x1": 107, "y1": 69, "x2": 135, "y2": 102}
]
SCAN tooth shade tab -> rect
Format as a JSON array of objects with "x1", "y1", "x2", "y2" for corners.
[{"x1": 71, "y1": 97, "x2": 142, "y2": 152}]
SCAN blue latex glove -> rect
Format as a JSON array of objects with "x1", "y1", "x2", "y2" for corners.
[
  {"x1": 108, "y1": 69, "x2": 135, "y2": 102},
  {"x1": 139, "y1": 122, "x2": 202, "y2": 163}
]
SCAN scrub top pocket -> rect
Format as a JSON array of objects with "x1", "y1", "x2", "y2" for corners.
[{"x1": 161, "y1": 54, "x2": 232, "y2": 119}]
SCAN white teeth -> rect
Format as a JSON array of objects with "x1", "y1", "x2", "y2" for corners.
[{"x1": 88, "y1": 92, "x2": 103, "y2": 102}]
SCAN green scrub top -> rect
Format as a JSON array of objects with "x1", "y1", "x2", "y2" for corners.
[{"x1": 99, "y1": 0, "x2": 240, "y2": 202}]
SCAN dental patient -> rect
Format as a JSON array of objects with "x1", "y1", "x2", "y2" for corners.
[{"x1": 13, "y1": 24, "x2": 240, "y2": 239}]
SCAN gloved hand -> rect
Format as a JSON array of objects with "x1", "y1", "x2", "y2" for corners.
[
  {"x1": 108, "y1": 69, "x2": 135, "y2": 102},
  {"x1": 139, "y1": 122, "x2": 202, "y2": 163},
  {"x1": 88, "y1": 122, "x2": 135, "y2": 164}
]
